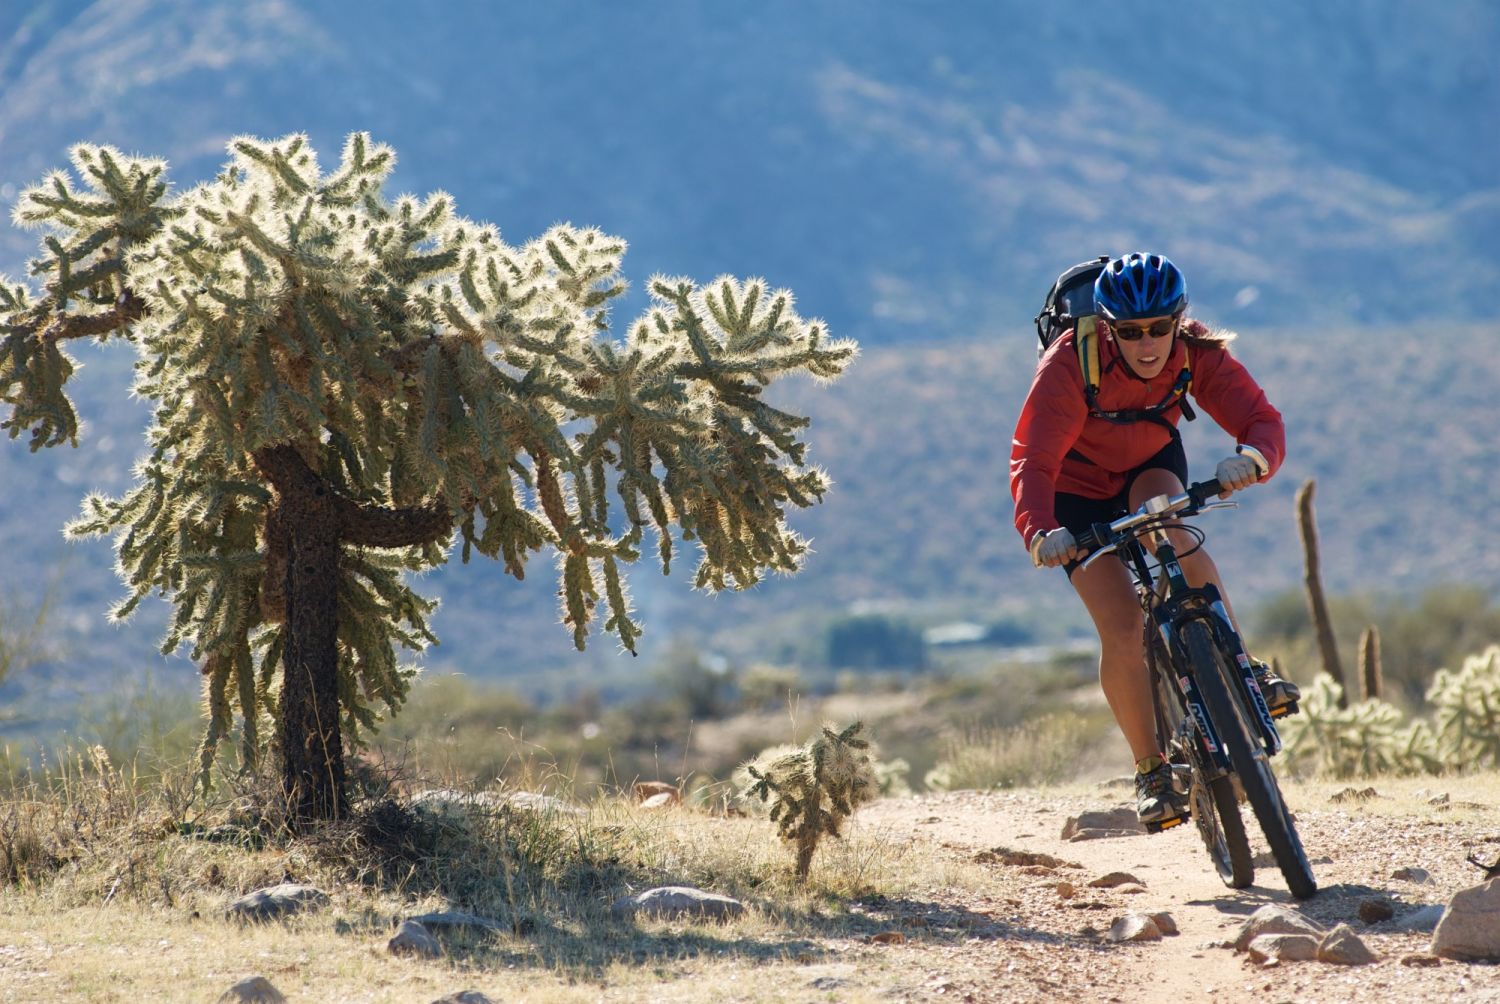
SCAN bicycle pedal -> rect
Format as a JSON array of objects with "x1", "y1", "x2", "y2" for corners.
[
  {"x1": 1143, "y1": 814, "x2": 1188, "y2": 834},
  {"x1": 1270, "y1": 700, "x2": 1299, "y2": 720}
]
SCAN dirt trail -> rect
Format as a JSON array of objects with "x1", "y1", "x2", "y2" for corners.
[
  {"x1": 855, "y1": 783, "x2": 1500, "y2": 1003},
  {"x1": 864, "y1": 788, "x2": 1266, "y2": 995}
]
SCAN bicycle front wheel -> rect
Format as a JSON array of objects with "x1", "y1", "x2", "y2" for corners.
[
  {"x1": 1181, "y1": 620, "x2": 1318, "y2": 899},
  {"x1": 1150, "y1": 638, "x2": 1253, "y2": 888}
]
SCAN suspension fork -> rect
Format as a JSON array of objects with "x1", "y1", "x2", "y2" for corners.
[
  {"x1": 1154, "y1": 534, "x2": 1283, "y2": 756},
  {"x1": 1202, "y1": 589, "x2": 1284, "y2": 756},
  {"x1": 1131, "y1": 538, "x2": 1227, "y2": 774}
]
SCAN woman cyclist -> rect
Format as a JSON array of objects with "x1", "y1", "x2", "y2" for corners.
[{"x1": 1010, "y1": 251, "x2": 1299, "y2": 826}]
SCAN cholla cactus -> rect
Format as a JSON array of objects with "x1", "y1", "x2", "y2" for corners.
[
  {"x1": 1, "y1": 145, "x2": 170, "y2": 449},
  {"x1": 737, "y1": 721, "x2": 878, "y2": 880},
  {"x1": 1277, "y1": 646, "x2": 1500, "y2": 779},
  {"x1": 1427, "y1": 645, "x2": 1500, "y2": 769},
  {"x1": 3, "y1": 133, "x2": 855, "y2": 824},
  {"x1": 1279, "y1": 674, "x2": 1439, "y2": 778}
]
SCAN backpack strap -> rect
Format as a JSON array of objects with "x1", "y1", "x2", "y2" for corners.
[
  {"x1": 1074, "y1": 315, "x2": 1104, "y2": 399},
  {"x1": 1074, "y1": 318, "x2": 1196, "y2": 426}
]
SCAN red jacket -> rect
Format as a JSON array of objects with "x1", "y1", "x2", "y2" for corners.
[{"x1": 1010, "y1": 323, "x2": 1285, "y2": 550}]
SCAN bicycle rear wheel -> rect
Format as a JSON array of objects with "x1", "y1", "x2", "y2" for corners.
[
  {"x1": 1150, "y1": 640, "x2": 1253, "y2": 888},
  {"x1": 1181, "y1": 620, "x2": 1318, "y2": 899}
]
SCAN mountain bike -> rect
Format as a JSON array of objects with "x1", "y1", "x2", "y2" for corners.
[{"x1": 1074, "y1": 477, "x2": 1318, "y2": 899}]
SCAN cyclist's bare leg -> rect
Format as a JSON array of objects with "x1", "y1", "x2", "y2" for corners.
[{"x1": 1069, "y1": 557, "x2": 1159, "y2": 763}]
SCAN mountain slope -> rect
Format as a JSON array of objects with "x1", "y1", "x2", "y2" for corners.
[
  {"x1": 2, "y1": 1, "x2": 1497, "y2": 722},
  {"x1": 1, "y1": 1, "x2": 1496, "y2": 342},
  {"x1": 3, "y1": 321, "x2": 1494, "y2": 717}
]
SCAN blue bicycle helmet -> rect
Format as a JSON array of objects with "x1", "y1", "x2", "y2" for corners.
[{"x1": 1093, "y1": 252, "x2": 1188, "y2": 321}]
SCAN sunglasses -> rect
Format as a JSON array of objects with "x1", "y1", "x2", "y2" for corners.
[{"x1": 1105, "y1": 315, "x2": 1180, "y2": 341}]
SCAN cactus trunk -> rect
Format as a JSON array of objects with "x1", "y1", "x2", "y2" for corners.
[
  {"x1": 1296, "y1": 479, "x2": 1348, "y2": 709},
  {"x1": 273, "y1": 484, "x2": 347, "y2": 827},
  {"x1": 1359, "y1": 625, "x2": 1383, "y2": 702}
]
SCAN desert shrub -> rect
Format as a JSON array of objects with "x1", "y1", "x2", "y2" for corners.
[
  {"x1": 374, "y1": 675, "x2": 542, "y2": 783},
  {"x1": 651, "y1": 642, "x2": 738, "y2": 719},
  {"x1": 874, "y1": 757, "x2": 912, "y2": 798},
  {"x1": 738, "y1": 663, "x2": 803, "y2": 712},
  {"x1": 923, "y1": 711, "x2": 1106, "y2": 791},
  {"x1": 75, "y1": 675, "x2": 202, "y2": 772},
  {"x1": 0, "y1": 745, "x2": 190, "y2": 889},
  {"x1": 1253, "y1": 585, "x2": 1500, "y2": 709},
  {"x1": 1427, "y1": 645, "x2": 1500, "y2": 767}
]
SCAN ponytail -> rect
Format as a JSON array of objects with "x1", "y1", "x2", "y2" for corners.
[{"x1": 1179, "y1": 317, "x2": 1236, "y2": 349}]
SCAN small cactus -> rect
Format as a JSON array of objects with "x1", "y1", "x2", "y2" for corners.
[{"x1": 737, "y1": 721, "x2": 878, "y2": 880}]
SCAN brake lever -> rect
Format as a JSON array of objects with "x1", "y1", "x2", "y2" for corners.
[{"x1": 1079, "y1": 542, "x2": 1120, "y2": 572}]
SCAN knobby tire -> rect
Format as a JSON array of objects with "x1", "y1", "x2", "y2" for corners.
[
  {"x1": 1181, "y1": 621, "x2": 1318, "y2": 899},
  {"x1": 1202, "y1": 770, "x2": 1254, "y2": 888},
  {"x1": 1150, "y1": 642, "x2": 1253, "y2": 888}
]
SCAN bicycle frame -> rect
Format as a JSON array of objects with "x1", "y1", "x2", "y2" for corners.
[{"x1": 1091, "y1": 494, "x2": 1284, "y2": 771}]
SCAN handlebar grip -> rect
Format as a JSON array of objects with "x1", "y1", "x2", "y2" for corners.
[
  {"x1": 1188, "y1": 478, "x2": 1223, "y2": 505},
  {"x1": 1074, "y1": 524, "x2": 1107, "y2": 555}
]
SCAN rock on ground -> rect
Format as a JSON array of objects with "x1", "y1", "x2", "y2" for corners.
[
  {"x1": 503, "y1": 791, "x2": 585, "y2": 815},
  {"x1": 217, "y1": 977, "x2": 286, "y2": 1003},
  {"x1": 1233, "y1": 904, "x2": 1324, "y2": 952},
  {"x1": 1431, "y1": 877, "x2": 1500, "y2": 961},
  {"x1": 633, "y1": 781, "x2": 680, "y2": 803},
  {"x1": 1317, "y1": 923, "x2": 1378, "y2": 965},
  {"x1": 1148, "y1": 912, "x2": 1178, "y2": 936},
  {"x1": 1247, "y1": 933, "x2": 1318, "y2": 963},
  {"x1": 611, "y1": 886, "x2": 745, "y2": 921},
  {"x1": 1391, "y1": 904, "x2": 1446, "y2": 933},
  {"x1": 225, "y1": 884, "x2": 329, "y2": 923},
  {"x1": 1391, "y1": 866, "x2": 1433, "y2": 884},
  {"x1": 1061, "y1": 807, "x2": 1144, "y2": 841},
  {"x1": 408, "y1": 910, "x2": 507, "y2": 933},
  {"x1": 1107, "y1": 913, "x2": 1161, "y2": 943},
  {"x1": 389, "y1": 920, "x2": 442, "y2": 958},
  {"x1": 409, "y1": 788, "x2": 585, "y2": 819}
]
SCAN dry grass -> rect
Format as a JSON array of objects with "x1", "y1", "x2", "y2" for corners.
[
  {"x1": 925, "y1": 709, "x2": 1116, "y2": 792},
  {"x1": 6, "y1": 745, "x2": 1500, "y2": 1002},
  {"x1": 9, "y1": 705, "x2": 1499, "y2": 1004},
  {"x1": 0, "y1": 744, "x2": 990, "y2": 1003}
]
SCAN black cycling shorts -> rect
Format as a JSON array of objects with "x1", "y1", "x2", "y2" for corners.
[{"x1": 1052, "y1": 436, "x2": 1188, "y2": 575}]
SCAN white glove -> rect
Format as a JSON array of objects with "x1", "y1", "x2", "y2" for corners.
[
  {"x1": 1214, "y1": 454, "x2": 1261, "y2": 497},
  {"x1": 1030, "y1": 528, "x2": 1078, "y2": 568}
]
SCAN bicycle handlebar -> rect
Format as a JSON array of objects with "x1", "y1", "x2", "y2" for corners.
[{"x1": 1074, "y1": 478, "x2": 1230, "y2": 563}]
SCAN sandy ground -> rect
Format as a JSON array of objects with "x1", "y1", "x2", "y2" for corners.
[
  {"x1": 3, "y1": 774, "x2": 1498, "y2": 1003},
  {"x1": 851, "y1": 780, "x2": 1500, "y2": 1004}
]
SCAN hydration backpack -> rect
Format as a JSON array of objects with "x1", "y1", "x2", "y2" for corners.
[{"x1": 1034, "y1": 255, "x2": 1196, "y2": 427}]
